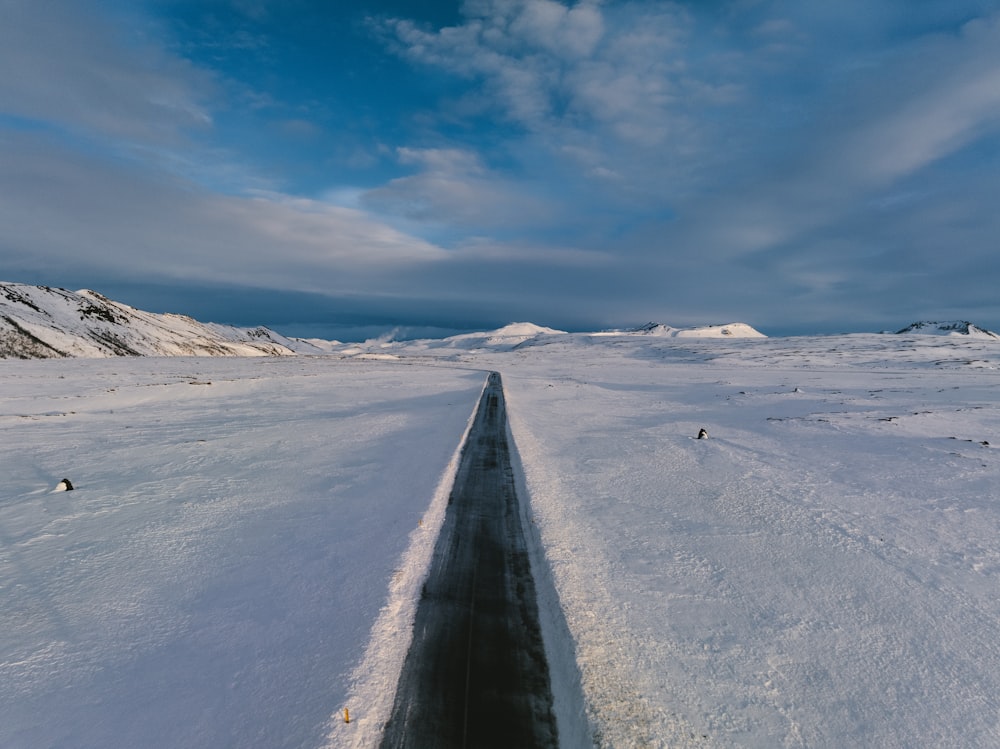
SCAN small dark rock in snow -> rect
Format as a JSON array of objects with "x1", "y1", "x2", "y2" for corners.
[
  {"x1": 57, "y1": 478, "x2": 74, "y2": 491},
  {"x1": 697, "y1": 428, "x2": 709, "y2": 440}
]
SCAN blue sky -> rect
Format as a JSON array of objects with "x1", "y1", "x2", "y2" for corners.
[{"x1": 2, "y1": 0, "x2": 1000, "y2": 339}]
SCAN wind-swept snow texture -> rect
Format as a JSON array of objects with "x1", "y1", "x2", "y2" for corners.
[
  {"x1": 493, "y1": 334, "x2": 1000, "y2": 748},
  {"x1": 0, "y1": 357, "x2": 484, "y2": 749},
  {"x1": 353, "y1": 329, "x2": 1000, "y2": 747},
  {"x1": 5, "y1": 330, "x2": 1000, "y2": 748}
]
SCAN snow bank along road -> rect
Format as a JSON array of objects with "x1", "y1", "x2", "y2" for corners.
[{"x1": 379, "y1": 372, "x2": 559, "y2": 748}]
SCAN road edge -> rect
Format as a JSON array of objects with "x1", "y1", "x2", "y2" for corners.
[
  {"x1": 322, "y1": 374, "x2": 490, "y2": 749},
  {"x1": 506, "y1": 395, "x2": 595, "y2": 747}
]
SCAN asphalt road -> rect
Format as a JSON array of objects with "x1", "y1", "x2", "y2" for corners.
[{"x1": 379, "y1": 372, "x2": 559, "y2": 749}]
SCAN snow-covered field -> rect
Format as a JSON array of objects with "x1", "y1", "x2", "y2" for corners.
[
  {"x1": 4, "y1": 332, "x2": 1000, "y2": 748},
  {"x1": 493, "y1": 334, "x2": 1000, "y2": 748},
  {"x1": 0, "y1": 357, "x2": 485, "y2": 749}
]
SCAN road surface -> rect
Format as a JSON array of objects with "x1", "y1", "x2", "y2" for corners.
[{"x1": 379, "y1": 372, "x2": 559, "y2": 748}]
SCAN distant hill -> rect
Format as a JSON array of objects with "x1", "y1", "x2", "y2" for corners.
[
  {"x1": 357, "y1": 322, "x2": 571, "y2": 355},
  {"x1": 631, "y1": 322, "x2": 767, "y2": 338},
  {"x1": 895, "y1": 321, "x2": 1000, "y2": 339},
  {"x1": 444, "y1": 322, "x2": 568, "y2": 347},
  {"x1": 0, "y1": 282, "x2": 322, "y2": 359}
]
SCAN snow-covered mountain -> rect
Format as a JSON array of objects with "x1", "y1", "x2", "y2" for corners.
[
  {"x1": 338, "y1": 322, "x2": 570, "y2": 358},
  {"x1": 0, "y1": 282, "x2": 322, "y2": 359},
  {"x1": 15, "y1": 281, "x2": 998, "y2": 362},
  {"x1": 895, "y1": 320, "x2": 1000, "y2": 339},
  {"x1": 441, "y1": 322, "x2": 567, "y2": 348},
  {"x1": 1, "y1": 281, "x2": 772, "y2": 360},
  {"x1": 630, "y1": 321, "x2": 767, "y2": 338}
]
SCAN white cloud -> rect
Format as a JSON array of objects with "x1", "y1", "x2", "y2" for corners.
[
  {"x1": 453, "y1": 236, "x2": 613, "y2": 266},
  {"x1": 0, "y1": 0, "x2": 214, "y2": 145},
  {"x1": 844, "y1": 16, "x2": 1000, "y2": 185},
  {"x1": 507, "y1": 0, "x2": 604, "y2": 59},
  {"x1": 653, "y1": 10, "x2": 1000, "y2": 265},
  {"x1": 396, "y1": 147, "x2": 486, "y2": 174},
  {"x1": 384, "y1": 0, "x2": 697, "y2": 147},
  {"x1": 362, "y1": 147, "x2": 563, "y2": 230},
  {"x1": 0, "y1": 134, "x2": 446, "y2": 295},
  {"x1": 369, "y1": 0, "x2": 729, "y2": 238}
]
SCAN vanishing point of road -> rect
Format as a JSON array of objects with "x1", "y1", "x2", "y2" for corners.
[{"x1": 379, "y1": 372, "x2": 559, "y2": 748}]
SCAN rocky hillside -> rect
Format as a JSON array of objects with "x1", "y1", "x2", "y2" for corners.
[
  {"x1": 631, "y1": 321, "x2": 767, "y2": 338},
  {"x1": 0, "y1": 283, "x2": 320, "y2": 359},
  {"x1": 895, "y1": 321, "x2": 1000, "y2": 339}
]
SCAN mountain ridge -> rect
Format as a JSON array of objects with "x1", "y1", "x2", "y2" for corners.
[
  {"x1": 630, "y1": 321, "x2": 767, "y2": 338},
  {"x1": 0, "y1": 282, "x2": 321, "y2": 359},
  {"x1": 894, "y1": 320, "x2": 1000, "y2": 339},
  {"x1": 6, "y1": 281, "x2": 997, "y2": 359}
]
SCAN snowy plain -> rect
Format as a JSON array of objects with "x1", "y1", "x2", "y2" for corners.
[
  {"x1": 4, "y1": 330, "x2": 1000, "y2": 748},
  {"x1": 0, "y1": 357, "x2": 485, "y2": 749}
]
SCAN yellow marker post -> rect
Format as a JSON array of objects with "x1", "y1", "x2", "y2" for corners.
[{"x1": 344, "y1": 707, "x2": 350, "y2": 724}]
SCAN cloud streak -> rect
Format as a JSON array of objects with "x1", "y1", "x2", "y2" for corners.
[
  {"x1": 0, "y1": 133, "x2": 446, "y2": 296},
  {"x1": 0, "y1": 0, "x2": 213, "y2": 144},
  {"x1": 362, "y1": 147, "x2": 567, "y2": 233}
]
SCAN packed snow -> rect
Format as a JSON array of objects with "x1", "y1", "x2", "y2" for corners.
[{"x1": 4, "y1": 330, "x2": 1000, "y2": 748}]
